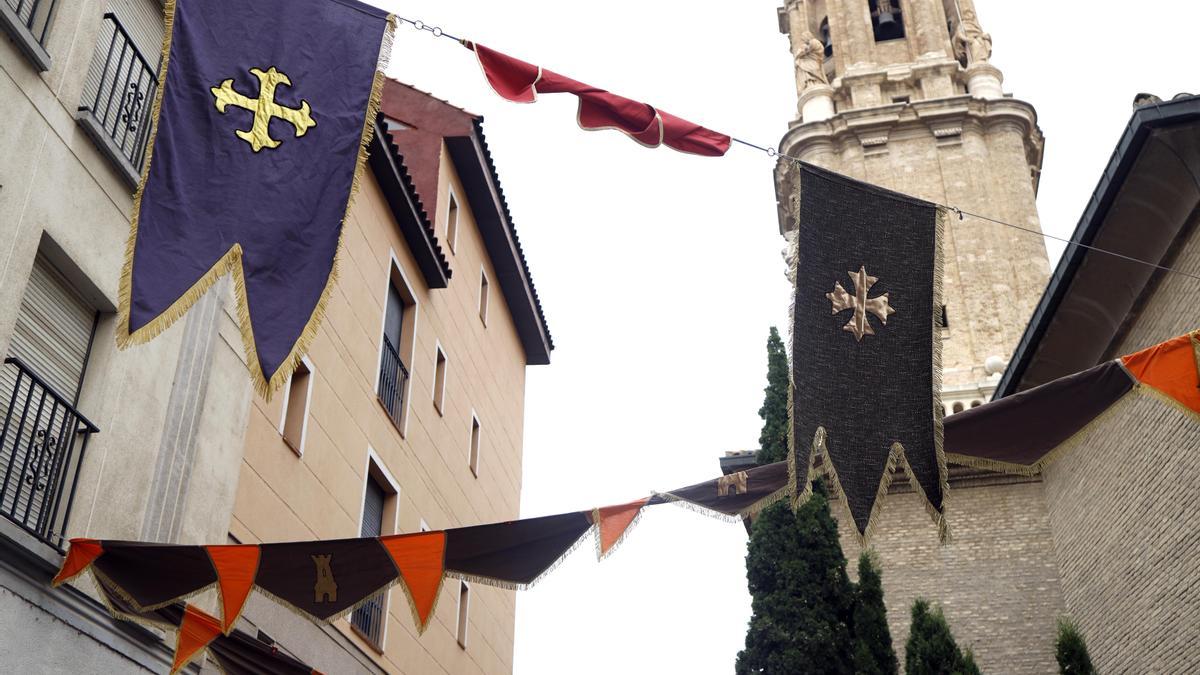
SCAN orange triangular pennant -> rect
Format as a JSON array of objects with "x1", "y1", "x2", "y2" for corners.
[
  {"x1": 1122, "y1": 331, "x2": 1200, "y2": 415},
  {"x1": 171, "y1": 604, "x2": 223, "y2": 674},
  {"x1": 205, "y1": 544, "x2": 260, "y2": 634},
  {"x1": 51, "y1": 538, "x2": 104, "y2": 587},
  {"x1": 594, "y1": 497, "x2": 650, "y2": 560},
  {"x1": 379, "y1": 532, "x2": 446, "y2": 633}
]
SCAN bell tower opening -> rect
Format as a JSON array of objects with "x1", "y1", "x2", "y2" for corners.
[{"x1": 869, "y1": 0, "x2": 906, "y2": 41}]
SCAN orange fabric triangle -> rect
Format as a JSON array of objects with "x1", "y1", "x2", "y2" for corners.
[
  {"x1": 171, "y1": 604, "x2": 223, "y2": 674},
  {"x1": 379, "y1": 532, "x2": 446, "y2": 633},
  {"x1": 596, "y1": 497, "x2": 650, "y2": 559},
  {"x1": 205, "y1": 545, "x2": 260, "y2": 634},
  {"x1": 1122, "y1": 332, "x2": 1200, "y2": 415},
  {"x1": 52, "y1": 538, "x2": 103, "y2": 587}
]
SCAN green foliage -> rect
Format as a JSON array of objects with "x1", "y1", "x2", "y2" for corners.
[
  {"x1": 1055, "y1": 618, "x2": 1096, "y2": 675},
  {"x1": 736, "y1": 483, "x2": 855, "y2": 675},
  {"x1": 905, "y1": 599, "x2": 978, "y2": 675},
  {"x1": 853, "y1": 552, "x2": 899, "y2": 675},
  {"x1": 960, "y1": 648, "x2": 982, "y2": 675},
  {"x1": 755, "y1": 327, "x2": 791, "y2": 464}
]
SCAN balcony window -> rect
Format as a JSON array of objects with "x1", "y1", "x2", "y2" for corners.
[
  {"x1": 1, "y1": 0, "x2": 57, "y2": 69},
  {"x1": 350, "y1": 459, "x2": 396, "y2": 651},
  {"x1": 377, "y1": 264, "x2": 417, "y2": 434},
  {"x1": 78, "y1": 9, "x2": 163, "y2": 186},
  {"x1": 0, "y1": 254, "x2": 100, "y2": 551}
]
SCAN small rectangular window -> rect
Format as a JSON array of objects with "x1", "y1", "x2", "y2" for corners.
[
  {"x1": 280, "y1": 358, "x2": 312, "y2": 455},
  {"x1": 446, "y1": 192, "x2": 459, "y2": 253},
  {"x1": 469, "y1": 415, "x2": 481, "y2": 477},
  {"x1": 478, "y1": 268, "x2": 490, "y2": 326},
  {"x1": 456, "y1": 581, "x2": 470, "y2": 648},
  {"x1": 433, "y1": 345, "x2": 447, "y2": 415}
]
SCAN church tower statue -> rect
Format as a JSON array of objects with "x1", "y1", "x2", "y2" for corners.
[{"x1": 776, "y1": 0, "x2": 1049, "y2": 409}]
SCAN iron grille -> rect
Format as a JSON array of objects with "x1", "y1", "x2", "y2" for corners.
[
  {"x1": 377, "y1": 335, "x2": 409, "y2": 427},
  {"x1": 78, "y1": 13, "x2": 158, "y2": 172},
  {"x1": 0, "y1": 357, "x2": 98, "y2": 552},
  {"x1": 4, "y1": 0, "x2": 56, "y2": 45},
  {"x1": 351, "y1": 594, "x2": 385, "y2": 649}
]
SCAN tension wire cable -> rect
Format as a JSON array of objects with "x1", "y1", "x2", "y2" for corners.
[{"x1": 396, "y1": 17, "x2": 1200, "y2": 285}]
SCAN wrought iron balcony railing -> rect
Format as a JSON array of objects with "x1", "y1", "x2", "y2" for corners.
[
  {"x1": 377, "y1": 336, "x2": 409, "y2": 428},
  {"x1": 3, "y1": 0, "x2": 55, "y2": 46},
  {"x1": 0, "y1": 357, "x2": 98, "y2": 552},
  {"x1": 350, "y1": 592, "x2": 384, "y2": 649},
  {"x1": 78, "y1": 13, "x2": 158, "y2": 178}
]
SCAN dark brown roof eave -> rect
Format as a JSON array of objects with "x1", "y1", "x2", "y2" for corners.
[
  {"x1": 996, "y1": 95, "x2": 1200, "y2": 397},
  {"x1": 368, "y1": 119, "x2": 452, "y2": 288},
  {"x1": 444, "y1": 119, "x2": 554, "y2": 365}
]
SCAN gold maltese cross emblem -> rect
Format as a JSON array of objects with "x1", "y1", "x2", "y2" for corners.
[
  {"x1": 826, "y1": 265, "x2": 896, "y2": 341},
  {"x1": 211, "y1": 67, "x2": 316, "y2": 152}
]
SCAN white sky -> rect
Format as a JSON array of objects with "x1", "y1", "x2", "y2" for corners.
[{"x1": 385, "y1": 1, "x2": 1197, "y2": 672}]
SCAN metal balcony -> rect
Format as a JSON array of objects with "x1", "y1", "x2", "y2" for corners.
[
  {"x1": 77, "y1": 13, "x2": 159, "y2": 186},
  {"x1": 0, "y1": 357, "x2": 98, "y2": 552},
  {"x1": 0, "y1": 0, "x2": 56, "y2": 69},
  {"x1": 377, "y1": 336, "x2": 409, "y2": 429}
]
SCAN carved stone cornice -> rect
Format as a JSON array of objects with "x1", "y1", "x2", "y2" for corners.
[{"x1": 773, "y1": 95, "x2": 1044, "y2": 234}]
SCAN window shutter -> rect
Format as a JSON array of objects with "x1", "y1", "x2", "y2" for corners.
[
  {"x1": 6, "y1": 255, "x2": 96, "y2": 401},
  {"x1": 360, "y1": 478, "x2": 385, "y2": 538}
]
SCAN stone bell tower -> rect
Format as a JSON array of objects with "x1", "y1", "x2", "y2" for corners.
[{"x1": 775, "y1": 0, "x2": 1050, "y2": 408}]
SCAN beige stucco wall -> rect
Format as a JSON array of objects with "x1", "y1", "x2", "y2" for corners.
[
  {"x1": 230, "y1": 143, "x2": 529, "y2": 674},
  {"x1": 1, "y1": 0, "x2": 250, "y2": 550}
]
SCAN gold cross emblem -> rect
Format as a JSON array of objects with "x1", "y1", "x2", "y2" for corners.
[
  {"x1": 211, "y1": 67, "x2": 316, "y2": 152},
  {"x1": 827, "y1": 265, "x2": 896, "y2": 341}
]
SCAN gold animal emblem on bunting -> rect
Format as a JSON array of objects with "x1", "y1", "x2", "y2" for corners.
[
  {"x1": 827, "y1": 265, "x2": 896, "y2": 341},
  {"x1": 211, "y1": 67, "x2": 316, "y2": 152},
  {"x1": 718, "y1": 471, "x2": 748, "y2": 497},
  {"x1": 312, "y1": 554, "x2": 337, "y2": 603}
]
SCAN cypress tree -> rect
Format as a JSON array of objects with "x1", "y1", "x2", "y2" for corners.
[
  {"x1": 852, "y1": 552, "x2": 898, "y2": 674},
  {"x1": 1055, "y1": 618, "x2": 1096, "y2": 675},
  {"x1": 755, "y1": 327, "x2": 790, "y2": 464},
  {"x1": 905, "y1": 598, "x2": 976, "y2": 675},
  {"x1": 736, "y1": 483, "x2": 855, "y2": 674}
]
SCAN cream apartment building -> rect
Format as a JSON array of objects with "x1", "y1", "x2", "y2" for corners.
[
  {"x1": 1, "y1": 0, "x2": 551, "y2": 671},
  {"x1": 225, "y1": 79, "x2": 553, "y2": 674}
]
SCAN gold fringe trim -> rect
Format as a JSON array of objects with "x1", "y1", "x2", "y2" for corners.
[
  {"x1": 808, "y1": 433, "x2": 950, "y2": 547},
  {"x1": 931, "y1": 206, "x2": 950, "y2": 538},
  {"x1": 115, "y1": 8, "x2": 397, "y2": 401}
]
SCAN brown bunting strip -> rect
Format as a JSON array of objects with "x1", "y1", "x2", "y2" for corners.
[
  {"x1": 647, "y1": 458, "x2": 792, "y2": 521},
  {"x1": 946, "y1": 329, "x2": 1200, "y2": 474},
  {"x1": 50, "y1": 331, "x2": 1198, "y2": 648},
  {"x1": 443, "y1": 511, "x2": 593, "y2": 589}
]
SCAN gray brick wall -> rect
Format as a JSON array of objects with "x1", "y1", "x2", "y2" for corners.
[
  {"x1": 1041, "y1": 385, "x2": 1200, "y2": 674},
  {"x1": 834, "y1": 476, "x2": 1065, "y2": 673}
]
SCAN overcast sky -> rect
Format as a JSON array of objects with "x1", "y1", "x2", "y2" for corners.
[{"x1": 385, "y1": 1, "x2": 1196, "y2": 672}]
